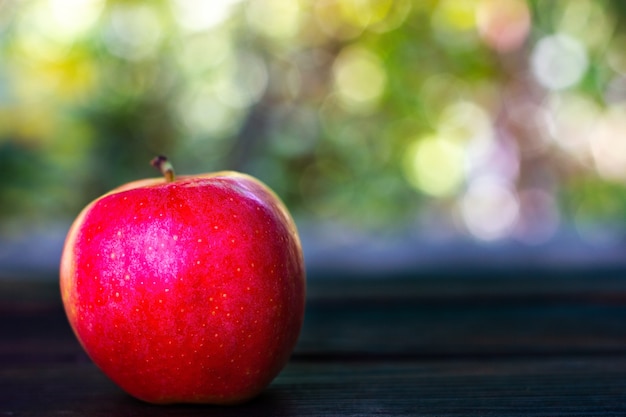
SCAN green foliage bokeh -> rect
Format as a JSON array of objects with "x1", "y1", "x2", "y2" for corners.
[{"x1": 1, "y1": 0, "x2": 626, "y2": 243}]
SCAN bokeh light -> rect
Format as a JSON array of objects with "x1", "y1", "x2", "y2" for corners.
[
  {"x1": 46, "y1": 0, "x2": 105, "y2": 43},
  {"x1": 590, "y1": 106, "x2": 626, "y2": 181},
  {"x1": 531, "y1": 34, "x2": 588, "y2": 91},
  {"x1": 476, "y1": 0, "x2": 530, "y2": 52},
  {"x1": 246, "y1": 0, "x2": 302, "y2": 40},
  {"x1": 1, "y1": 0, "x2": 626, "y2": 250},
  {"x1": 461, "y1": 177, "x2": 520, "y2": 241},
  {"x1": 172, "y1": 0, "x2": 242, "y2": 32},
  {"x1": 102, "y1": 4, "x2": 164, "y2": 61},
  {"x1": 332, "y1": 45, "x2": 386, "y2": 113},
  {"x1": 403, "y1": 134, "x2": 465, "y2": 198}
]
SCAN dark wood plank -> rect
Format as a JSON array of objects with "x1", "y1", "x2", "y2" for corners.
[
  {"x1": 3, "y1": 357, "x2": 626, "y2": 416},
  {"x1": 5, "y1": 276, "x2": 626, "y2": 363},
  {"x1": 3, "y1": 274, "x2": 626, "y2": 416},
  {"x1": 299, "y1": 296, "x2": 626, "y2": 357}
]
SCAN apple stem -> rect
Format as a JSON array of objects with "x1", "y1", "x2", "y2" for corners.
[{"x1": 151, "y1": 155, "x2": 176, "y2": 182}]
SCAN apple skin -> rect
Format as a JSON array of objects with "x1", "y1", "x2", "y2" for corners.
[{"x1": 60, "y1": 171, "x2": 306, "y2": 405}]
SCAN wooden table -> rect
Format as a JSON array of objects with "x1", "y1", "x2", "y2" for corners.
[{"x1": 3, "y1": 266, "x2": 626, "y2": 416}]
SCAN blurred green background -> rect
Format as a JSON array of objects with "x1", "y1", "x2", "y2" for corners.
[{"x1": 1, "y1": 0, "x2": 626, "y2": 275}]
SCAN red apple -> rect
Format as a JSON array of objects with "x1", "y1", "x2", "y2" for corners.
[{"x1": 60, "y1": 156, "x2": 306, "y2": 404}]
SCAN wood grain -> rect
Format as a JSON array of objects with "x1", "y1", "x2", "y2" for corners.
[{"x1": 2, "y1": 272, "x2": 626, "y2": 416}]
